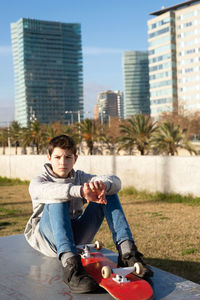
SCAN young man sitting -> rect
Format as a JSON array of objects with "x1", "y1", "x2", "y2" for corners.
[{"x1": 25, "y1": 135, "x2": 153, "y2": 294}]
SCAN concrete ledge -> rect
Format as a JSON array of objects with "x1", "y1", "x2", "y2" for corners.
[{"x1": 0, "y1": 235, "x2": 200, "y2": 299}]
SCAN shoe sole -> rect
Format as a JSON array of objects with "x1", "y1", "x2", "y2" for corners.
[{"x1": 63, "y1": 281, "x2": 98, "y2": 294}]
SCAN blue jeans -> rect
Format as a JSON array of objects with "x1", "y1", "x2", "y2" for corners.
[{"x1": 39, "y1": 194, "x2": 134, "y2": 259}]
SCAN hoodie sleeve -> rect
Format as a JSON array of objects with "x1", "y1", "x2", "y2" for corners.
[
  {"x1": 29, "y1": 176, "x2": 82, "y2": 204},
  {"x1": 77, "y1": 170, "x2": 121, "y2": 195}
]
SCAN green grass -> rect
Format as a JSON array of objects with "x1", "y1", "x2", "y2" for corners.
[
  {"x1": 119, "y1": 186, "x2": 200, "y2": 205},
  {"x1": 182, "y1": 248, "x2": 198, "y2": 256},
  {"x1": 0, "y1": 207, "x2": 22, "y2": 215},
  {"x1": 0, "y1": 176, "x2": 29, "y2": 186}
]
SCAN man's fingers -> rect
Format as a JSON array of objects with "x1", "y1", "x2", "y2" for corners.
[
  {"x1": 97, "y1": 198, "x2": 107, "y2": 205},
  {"x1": 88, "y1": 182, "x2": 96, "y2": 191},
  {"x1": 98, "y1": 180, "x2": 106, "y2": 191},
  {"x1": 97, "y1": 192, "x2": 107, "y2": 204},
  {"x1": 91, "y1": 181, "x2": 100, "y2": 190},
  {"x1": 89, "y1": 180, "x2": 106, "y2": 192},
  {"x1": 83, "y1": 182, "x2": 90, "y2": 191}
]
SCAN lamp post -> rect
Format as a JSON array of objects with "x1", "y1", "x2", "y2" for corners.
[
  {"x1": 65, "y1": 110, "x2": 91, "y2": 124},
  {"x1": 65, "y1": 111, "x2": 73, "y2": 124},
  {"x1": 65, "y1": 110, "x2": 82, "y2": 153},
  {"x1": 65, "y1": 110, "x2": 81, "y2": 124}
]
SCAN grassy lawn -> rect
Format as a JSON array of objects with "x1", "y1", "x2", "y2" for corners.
[{"x1": 0, "y1": 177, "x2": 199, "y2": 284}]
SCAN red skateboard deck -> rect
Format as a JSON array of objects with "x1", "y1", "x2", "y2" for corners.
[{"x1": 81, "y1": 251, "x2": 154, "y2": 300}]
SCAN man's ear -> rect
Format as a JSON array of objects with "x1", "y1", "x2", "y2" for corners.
[
  {"x1": 74, "y1": 155, "x2": 78, "y2": 163},
  {"x1": 47, "y1": 154, "x2": 51, "y2": 162}
]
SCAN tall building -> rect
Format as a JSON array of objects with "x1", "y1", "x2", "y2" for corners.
[
  {"x1": 97, "y1": 90, "x2": 123, "y2": 123},
  {"x1": 11, "y1": 18, "x2": 83, "y2": 126},
  {"x1": 116, "y1": 90, "x2": 124, "y2": 119},
  {"x1": 94, "y1": 105, "x2": 99, "y2": 121},
  {"x1": 122, "y1": 51, "x2": 150, "y2": 119},
  {"x1": 148, "y1": 0, "x2": 200, "y2": 119}
]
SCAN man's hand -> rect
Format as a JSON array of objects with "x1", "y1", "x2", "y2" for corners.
[{"x1": 81, "y1": 180, "x2": 107, "y2": 204}]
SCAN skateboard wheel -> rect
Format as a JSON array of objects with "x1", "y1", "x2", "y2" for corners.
[
  {"x1": 101, "y1": 266, "x2": 111, "y2": 278},
  {"x1": 95, "y1": 240, "x2": 103, "y2": 250},
  {"x1": 134, "y1": 262, "x2": 143, "y2": 275}
]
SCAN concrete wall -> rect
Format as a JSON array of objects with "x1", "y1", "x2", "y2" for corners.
[{"x1": 0, "y1": 154, "x2": 200, "y2": 196}]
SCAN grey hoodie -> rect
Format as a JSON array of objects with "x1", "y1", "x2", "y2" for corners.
[{"x1": 24, "y1": 163, "x2": 121, "y2": 257}]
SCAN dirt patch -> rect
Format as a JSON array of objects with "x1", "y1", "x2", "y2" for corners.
[{"x1": 0, "y1": 185, "x2": 32, "y2": 236}]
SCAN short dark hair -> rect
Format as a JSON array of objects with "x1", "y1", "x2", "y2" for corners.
[{"x1": 48, "y1": 135, "x2": 77, "y2": 156}]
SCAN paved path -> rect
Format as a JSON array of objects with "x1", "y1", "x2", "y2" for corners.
[{"x1": 0, "y1": 234, "x2": 200, "y2": 299}]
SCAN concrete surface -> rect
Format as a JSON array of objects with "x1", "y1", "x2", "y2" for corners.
[{"x1": 0, "y1": 234, "x2": 200, "y2": 300}]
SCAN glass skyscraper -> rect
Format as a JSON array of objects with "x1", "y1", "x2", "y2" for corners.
[
  {"x1": 11, "y1": 18, "x2": 83, "y2": 126},
  {"x1": 122, "y1": 51, "x2": 150, "y2": 119},
  {"x1": 148, "y1": 0, "x2": 200, "y2": 118},
  {"x1": 148, "y1": 9, "x2": 177, "y2": 119}
]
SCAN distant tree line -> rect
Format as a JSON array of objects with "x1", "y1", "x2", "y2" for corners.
[{"x1": 0, "y1": 112, "x2": 200, "y2": 156}]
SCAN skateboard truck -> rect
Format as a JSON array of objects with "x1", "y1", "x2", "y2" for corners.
[
  {"x1": 78, "y1": 241, "x2": 103, "y2": 258},
  {"x1": 82, "y1": 245, "x2": 91, "y2": 258},
  {"x1": 102, "y1": 263, "x2": 143, "y2": 284}
]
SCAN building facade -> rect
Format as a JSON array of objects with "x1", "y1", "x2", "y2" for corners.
[
  {"x1": 11, "y1": 18, "x2": 83, "y2": 126},
  {"x1": 97, "y1": 90, "x2": 123, "y2": 123},
  {"x1": 122, "y1": 51, "x2": 150, "y2": 119},
  {"x1": 148, "y1": 0, "x2": 200, "y2": 119}
]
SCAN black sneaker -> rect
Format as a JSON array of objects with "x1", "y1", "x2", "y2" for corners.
[
  {"x1": 118, "y1": 250, "x2": 154, "y2": 280},
  {"x1": 63, "y1": 255, "x2": 98, "y2": 294}
]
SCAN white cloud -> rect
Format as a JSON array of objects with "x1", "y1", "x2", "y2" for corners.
[
  {"x1": 0, "y1": 46, "x2": 12, "y2": 55},
  {"x1": 83, "y1": 46, "x2": 124, "y2": 55}
]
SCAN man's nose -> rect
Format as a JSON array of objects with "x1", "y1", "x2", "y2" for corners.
[{"x1": 60, "y1": 156, "x2": 65, "y2": 164}]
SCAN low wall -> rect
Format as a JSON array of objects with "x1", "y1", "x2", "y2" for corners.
[{"x1": 0, "y1": 155, "x2": 200, "y2": 196}]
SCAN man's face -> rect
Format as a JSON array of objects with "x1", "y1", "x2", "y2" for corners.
[{"x1": 48, "y1": 147, "x2": 77, "y2": 178}]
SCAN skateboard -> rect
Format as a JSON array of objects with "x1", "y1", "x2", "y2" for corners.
[{"x1": 78, "y1": 242, "x2": 154, "y2": 300}]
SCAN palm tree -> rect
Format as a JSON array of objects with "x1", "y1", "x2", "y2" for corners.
[
  {"x1": 9, "y1": 121, "x2": 21, "y2": 154},
  {"x1": 19, "y1": 126, "x2": 30, "y2": 154},
  {"x1": 50, "y1": 122, "x2": 66, "y2": 137},
  {"x1": 46, "y1": 125, "x2": 57, "y2": 143},
  {"x1": 31, "y1": 120, "x2": 48, "y2": 154},
  {"x1": 21, "y1": 120, "x2": 48, "y2": 154},
  {"x1": 0, "y1": 127, "x2": 8, "y2": 154},
  {"x1": 152, "y1": 121, "x2": 197, "y2": 156},
  {"x1": 103, "y1": 118, "x2": 121, "y2": 154},
  {"x1": 79, "y1": 119, "x2": 103, "y2": 155},
  {"x1": 118, "y1": 115, "x2": 157, "y2": 155}
]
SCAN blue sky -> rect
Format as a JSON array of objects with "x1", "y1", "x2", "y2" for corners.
[{"x1": 0, "y1": 0, "x2": 180, "y2": 123}]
